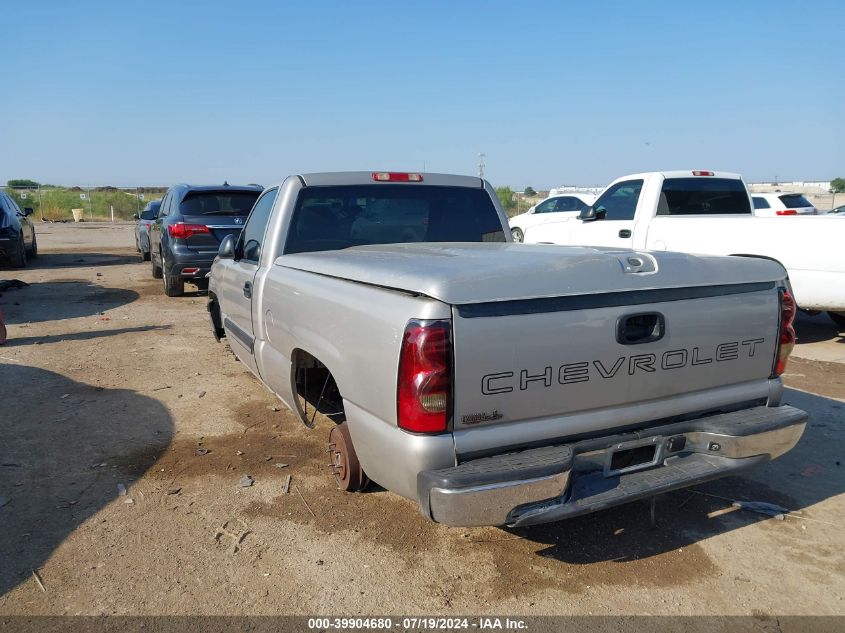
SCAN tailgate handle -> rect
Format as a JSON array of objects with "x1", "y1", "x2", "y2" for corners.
[{"x1": 617, "y1": 312, "x2": 664, "y2": 345}]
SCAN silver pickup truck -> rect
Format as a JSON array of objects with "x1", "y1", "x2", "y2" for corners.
[{"x1": 207, "y1": 171, "x2": 806, "y2": 528}]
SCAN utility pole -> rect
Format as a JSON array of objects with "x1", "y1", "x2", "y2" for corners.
[{"x1": 478, "y1": 153, "x2": 486, "y2": 179}]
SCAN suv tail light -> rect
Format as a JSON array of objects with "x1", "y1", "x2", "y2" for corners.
[
  {"x1": 772, "y1": 289, "x2": 797, "y2": 377},
  {"x1": 167, "y1": 223, "x2": 210, "y2": 239},
  {"x1": 397, "y1": 320, "x2": 452, "y2": 433},
  {"x1": 776, "y1": 210, "x2": 798, "y2": 216}
]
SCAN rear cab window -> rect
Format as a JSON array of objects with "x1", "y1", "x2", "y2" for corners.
[
  {"x1": 657, "y1": 178, "x2": 751, "y2": 215},
  {"x1": 285, "y1": 185, "x2": 505, "y2": 254}
]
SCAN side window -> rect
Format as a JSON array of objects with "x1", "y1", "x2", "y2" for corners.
[
  {"x1": 6, "y1": 195, "x2": 22, "y2": 215},
  {"x1": 753, "y1": 197, "x2": 770, "y2": 210},
  {"x1": 159, "y1": 192, "x2": 172, "y2": 217},
  {"x1": 593, "y1": 180, "x2": 644, "y2": 221},
  {"x1": 554, "y1": 197, "x2": 578, "y2": 212},
  {"x1": 534, "y1": 199, "x2": 557, "y2": 214},
  {"x1": 238, "y1": 188, "x2": 278, "y2": 263}
]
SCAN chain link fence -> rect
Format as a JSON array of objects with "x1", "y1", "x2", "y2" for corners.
[{"x1": 2, "y1": 185, "x2": 167, "y2": 222}]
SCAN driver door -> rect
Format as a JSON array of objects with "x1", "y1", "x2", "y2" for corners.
[
  {"x1": 219, "y1": 188, "x2": 278, "y2": 376},
  {"x1": 569, "y1": 179, "x2": 643, "y2": 248}
]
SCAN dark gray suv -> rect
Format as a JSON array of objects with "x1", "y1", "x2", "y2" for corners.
[
  {"x1": 0, "y1": 192, "x2": 37, "y2": 268},
  {"x1": 149, "y1": 184, "x2": 262, "y2": 296}
]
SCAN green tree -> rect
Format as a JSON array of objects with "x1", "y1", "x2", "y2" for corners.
[
  {"x1": 496, "y1": 186, "x2": 516, "y2": 214},
  {"x1": 831, "y1": 177, "x2": 845, "y2": 210},
  {"x1": 523, "y1": 186, "x2": 536, "y2": 197},
  {"x1": 7, "y1": 179, "x2": 40, "y2": 188}
]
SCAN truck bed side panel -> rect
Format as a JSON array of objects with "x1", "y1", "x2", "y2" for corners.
[{"x1": 255, "y1": 267, "x2": 454, "y2": 488}]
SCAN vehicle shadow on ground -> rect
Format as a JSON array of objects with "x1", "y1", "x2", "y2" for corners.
[
  {"x1": 0, "y1": 280, "x2": 138, "y2": 324},
  {"x1": 510, "y1": 388, "x2": 844, "y2": 563},
  {"x1": 4, "y1": 325, "x2": 171, "y2": 347},
  {"x1": 0, "y1": 365, "x2": 174, "y2": 598},
  {"x1": 794, "y1": 312, "x2": 844, "y2": 344},
  {"x1": 13, "y1": 252, "x2": 141, "y2": 270}
]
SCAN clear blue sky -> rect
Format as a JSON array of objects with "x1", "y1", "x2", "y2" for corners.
[{"x1": 1, "y1": 0, "x2": 842, "y2": 189}]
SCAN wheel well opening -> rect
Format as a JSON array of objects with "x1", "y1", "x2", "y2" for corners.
[{"x1": 292, "y1": 349, "x2": 346, "y2": 427}]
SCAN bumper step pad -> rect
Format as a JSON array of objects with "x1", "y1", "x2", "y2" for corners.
[{"x1": 509, "y1": 452, "x2": 765, "y2": 526}]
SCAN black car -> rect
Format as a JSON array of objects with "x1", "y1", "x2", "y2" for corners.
[
  {"x1": 149, "y1": 183, "x2": 262, "y2": 296},
  {"x1": 133, "y1": 199, "x2": 161, "y2": 261},
  {"x1": 0, "y1": 192, "x2": 37, "y2": 267}
]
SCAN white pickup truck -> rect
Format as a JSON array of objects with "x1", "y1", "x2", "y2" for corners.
[
  {"x1": 207, "y1": 171, "x2": 806, "y2": 527},
  {"x1": 524, "y1": 170, "x2": 845, "y2": 327}
]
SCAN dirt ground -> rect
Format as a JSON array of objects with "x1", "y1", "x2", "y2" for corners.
[{"x1": 0, "y1": 222, "x2": 843, "y2": 616}]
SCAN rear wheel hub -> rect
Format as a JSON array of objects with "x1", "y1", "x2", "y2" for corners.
[{"x1": 328, "y1": 422, "x2": 368, "y2": 492}]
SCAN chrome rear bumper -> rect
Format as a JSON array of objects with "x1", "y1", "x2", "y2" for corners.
[{"x1": 417, "y1": 404, "x2": 806, "y2": 527}]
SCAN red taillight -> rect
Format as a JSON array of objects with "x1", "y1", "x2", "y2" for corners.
[
  {"x1": 397, "y1": 320, "x2": 451, "y2": 433},
  {"x1": 776, "y1": 210, "x2": 798, "y2": 216},
  {"x1": 692, "y1": 170, "x2": 714, "y2": 176},
  {"x1": 773, "y1": 289, "x2": 797, "y2": 377},
  {"x1": 372, "y1": 172, "x2": 424, "y2": 182},
  {"x1": 167, "y1": 223, "x2": 210, "y2": 239}
]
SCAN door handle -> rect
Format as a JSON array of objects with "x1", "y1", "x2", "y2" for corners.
[
  {"x1": 243, "y1": 281, "x2": 252, "y2": 299},
  {"x1": 619, "y1": 229, "x2": 632, "y2": 238}
]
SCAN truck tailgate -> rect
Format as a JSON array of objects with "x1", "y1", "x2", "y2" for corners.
[{"x1": 451, "y1": 283, "x2": 780, "y2": 453}]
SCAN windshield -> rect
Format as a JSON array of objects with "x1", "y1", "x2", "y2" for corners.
[
  {"x1": 778, "y1": 194, "x2": 813, "y2": 209},
  {"x1": 179, "y1": 191, "x2": 259, "y2": 216},
  {"x1": 285, "y1": 185, "x2": 505, "y2": 254},
  {"x1": 658, "y1": 178, "x2": 751, "y2": 215}
]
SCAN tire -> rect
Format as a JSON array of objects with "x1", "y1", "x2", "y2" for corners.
[
  {"x1": 9, "y1": 233, "x2": 26, "y2": 268},
  {"x1": 511, "y1": 227, "x2": 524, "y2": 242},
  {"x1": 151, "y1": 250, "x2": 163, "y2": 279},
  {"x1": 26, "y1": 231, "x2": 37, "y2": 258},
  {"x1": 828, "y1": 312, "x2": 845, "y2": 330},
  {"x1": 162, "y1": 256, "x2": 184, "y2": 297},
  {"x1": 208, "y1": 296, "x2": 225, "y2": 342}
]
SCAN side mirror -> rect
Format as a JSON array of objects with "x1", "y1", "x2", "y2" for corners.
[
  {"x1": 579, "y1": 206, "x2": 606, "y2": 222},
  {"x1": 133, "y1": 213, "x2": 140, "y2": 220},
  {"x1": 24, "y1": 207, "x2": 34, "y2": 216},
  {"x1": 218, "y1": 234, "x2": 236, "y2": 259}
]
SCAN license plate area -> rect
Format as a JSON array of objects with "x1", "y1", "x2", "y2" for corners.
[{"x1": 604, "y1": 436, "x2": 665, "y2": 477}]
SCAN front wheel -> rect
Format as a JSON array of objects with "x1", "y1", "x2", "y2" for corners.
[
  {"x1": 511, "y1": 227, "x2": 524, "y2": 242},
  {"x1": 828, "y1": 312, "x2": 845, "y2": 330}
]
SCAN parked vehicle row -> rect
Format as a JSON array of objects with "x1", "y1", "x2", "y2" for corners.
[
  {"x1": 0, "y1": 191, "x2": 37, "y2": 267},
  {"x1": 146, "y1": 183, "x2": 262, "y2": 296},
  {"x1": 508, "y1": 192, "x2": 596, "y2": 242},
  {"x1": 520, "y1": 170, "x2": 845, "y2": 326},
  {"x1": 200, "y1": 170, "x2": 806, "y2": 527}
]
